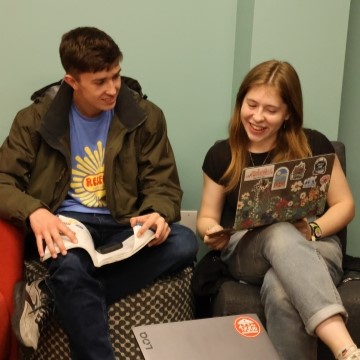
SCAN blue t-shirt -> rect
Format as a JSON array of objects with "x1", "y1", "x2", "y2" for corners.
[{"x1": 58, "y1": 104, "x2": 113, "y2": 214}]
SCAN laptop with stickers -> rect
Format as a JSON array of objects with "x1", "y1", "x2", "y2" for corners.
[
  {"x1": 232, "y1": 153, "x2": 335, "y2": 230},
  {"x1": 132, "y1": 314, "x2": 280, "y2": 360}
]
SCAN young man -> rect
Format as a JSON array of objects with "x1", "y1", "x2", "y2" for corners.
[{"x1": 0, "y1": 27, "x2": 198, "y2": 359}]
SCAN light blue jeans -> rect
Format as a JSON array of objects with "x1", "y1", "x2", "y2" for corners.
[{"x1": 224, "y1": 222, "x2": 345, "y2": 360}]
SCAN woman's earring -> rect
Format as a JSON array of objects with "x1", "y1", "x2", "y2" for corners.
[{"x1": 283, "y1": 121, "x2": 287, "y2": 130}]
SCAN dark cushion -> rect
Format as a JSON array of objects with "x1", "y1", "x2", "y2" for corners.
[
  {"x1": 211, "y1": 281, "x2": 264, "y2": 322},
  {"x1": 22, "y1": 260, "x2": 194, "y2": 360},
  {"x1": 338, "y1": 278, "x2": 360, "y2": 338}
]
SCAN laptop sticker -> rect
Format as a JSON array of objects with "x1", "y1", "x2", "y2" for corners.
[
  {"x1": 243, "y1": 164, "x2": 274, "y2": 181},
  {"x1": 303, "y1": 176, "x2": 317, "y2": 189},
  {"x1": 319, "y1": 174, "x2": 331, "y2": 191},
  {"x1": 271, "y1": 167, "x2": 289, "y2": 190},
  {"x1": 290, "y1": 161, "x2": 306, "y2": 180},
  {"x1": 234, "y1": 316, "x2": 261, "y2": 338},
  {"x1": 313, "y1": 156, "x2": 328, "y2": 175}
]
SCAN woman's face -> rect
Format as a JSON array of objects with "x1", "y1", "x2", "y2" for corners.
[{"x1": 241, "y1": 85, "x2": 290, "y2": 152}]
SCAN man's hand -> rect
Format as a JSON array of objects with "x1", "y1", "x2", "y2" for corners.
[
  {"x1": 130, "y1": 212, "x2": 170, "y2": 247},
  {"x1": 29, "y1": 208, "x2": 77, "y2": 258}
]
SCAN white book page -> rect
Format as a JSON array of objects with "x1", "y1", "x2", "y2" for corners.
[{"x1": 41, "y1": 215, "x2": 155, "y2": 267}]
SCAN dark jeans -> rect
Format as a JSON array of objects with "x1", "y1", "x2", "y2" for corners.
[{"x1": 45, "y1": 212, "x2": 198, "y2": 360}]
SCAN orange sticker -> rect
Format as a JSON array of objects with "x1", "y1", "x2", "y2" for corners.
[{"x1": 234, "y1": 316, "x2": 261, "y2": 338}]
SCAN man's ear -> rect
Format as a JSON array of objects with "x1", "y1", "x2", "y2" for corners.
[{"x1": 63, "y1": 74, "x2": 78, "y2": 90}]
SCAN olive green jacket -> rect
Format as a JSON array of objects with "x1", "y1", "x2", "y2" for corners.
[{"x1": 0, "y1": 81, "x2": 182, "y2": 227}]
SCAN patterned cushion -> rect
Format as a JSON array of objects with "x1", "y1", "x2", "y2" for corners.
[{"x1": 21, "y1": 260, "x2": 194, "y2": 360}]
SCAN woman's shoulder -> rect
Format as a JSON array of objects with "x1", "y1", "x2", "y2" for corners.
[
  {"x1": 304, "y1": 128, "x2": 335, "y2": 155},
  {"x1": 204, "y1": 139, "x2": 231, "y2": 163},
  {"x1": 207, "y1": 138, "x2": 230, "y2": 153},
  {"x1": 202, "y1": 139, "x2": 231, "y2": 182}
]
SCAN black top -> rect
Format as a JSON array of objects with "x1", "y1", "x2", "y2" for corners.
[{"x1": 202, "y1": 128, "x2": 335, "y2": 228}]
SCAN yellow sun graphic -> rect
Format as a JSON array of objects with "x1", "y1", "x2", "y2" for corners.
[{"x1": 70, "y1": 141, "x2": 107, "y2": 207}]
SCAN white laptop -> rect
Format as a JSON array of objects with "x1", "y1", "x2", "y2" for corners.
[{"x1": 132, "y1": 314, "x2": 280, "y2": 360}]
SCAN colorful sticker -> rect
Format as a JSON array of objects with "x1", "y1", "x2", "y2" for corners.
[
  {"x1": 319, "y1": 174, "x2": 331, "y2": 191},
  {"x1": 303, "y1": 176, "x2": 317, "y2": 188},
  {"x1": 244, "y1": 164, "x2": 274, "y2": 181},
  {"x1": 313, "y1": 156, "x2": 328, "y2": 175},
  {"x1": 234, "y1": 316, "x2": 261, "y2": 338},
  {"x1": 290, "y1": 160, "x2": 306, "y2": 180},
  {"x1": 254, "y1": 178, "x2": 271, "y2": 192},
  {"x1": 271, "y1": 166, "x2": 289, "y2": 190}
]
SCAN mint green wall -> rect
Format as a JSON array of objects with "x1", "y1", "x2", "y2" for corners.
[
  {"x1": 0, "y1": 0, "x2": 359, "y2": 256},
  {"x1": 0, "y1": 0, "x2": 235, "y2": 214},
  {"x1": 231, "y1": 0, "x2": 255, "y2": 108},
  {"x1": 339, "y1": 0, "x2": 360, "y2": 256},
  {"x1": 249, "y1": 0, "x2": 350, "y2": 139}
]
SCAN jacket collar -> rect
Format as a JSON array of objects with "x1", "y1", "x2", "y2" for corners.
[
  {"x1": 38, "y1": 80, "x2": 147, "y2": 146},
  {"x1": 114, "y1": 80, "x2": 147, "y2": 131}
]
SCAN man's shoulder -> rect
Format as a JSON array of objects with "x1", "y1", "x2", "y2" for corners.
[
  {"x1": 15, "y1": 96, "x2": 51, "y2": 125},
  {"x1": 139, "y1": 96, "x2": 163, "y2": 117},
  {"x1": 121, "y1": 76, "x2": 164, "y2": 118},
  {"x1": 30, "y1": 80, "x2": 62, "y2": 103},
  {"x1": 16, "y1": 81, "x2": 61, "y2": 122},
  {"x1": 129, "y1": 89, "x2": 165, "y2": 125}
]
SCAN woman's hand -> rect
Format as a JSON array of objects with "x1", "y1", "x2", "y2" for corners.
[
  {"x1": 197, "y1": 173, "x2": 227, "y2": 250},
  {"x1": 293, "y1": 218, "x2": 311, "y2": 240},
  {"x1": 204, "y1": 225, "x2": 231, "y2": 250}
]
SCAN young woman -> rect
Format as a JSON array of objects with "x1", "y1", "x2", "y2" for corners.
[{"x1": 197, "y1": 60, "x2": 358, "y2": 360}]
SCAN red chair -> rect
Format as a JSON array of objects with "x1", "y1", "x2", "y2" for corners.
[
  {"x1": 0, "y1": 218, "x2": 195, "y2": 359},
  {"x1": 0, "y1": 220, "x2": 25, "y2": 360}
]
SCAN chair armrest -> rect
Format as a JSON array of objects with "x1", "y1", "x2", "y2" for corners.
[
  {"x1": 0, "y1": 219, "x2": 25, "y2": 315},
  {"x1": 331, "y1": 141, "x2": 347, "y2": 255},
  {"x1": 0, "y1": 220, "x2": 25, "y2": 359}
]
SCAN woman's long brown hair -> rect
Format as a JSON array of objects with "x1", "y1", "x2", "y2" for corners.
[{"x1": 222, "y1": 60, "x2": 312, "y2": 192}]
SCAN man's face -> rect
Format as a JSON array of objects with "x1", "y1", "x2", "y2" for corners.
[{"x1": 65, "y1": 64, "x2": 121, "y2": 118}]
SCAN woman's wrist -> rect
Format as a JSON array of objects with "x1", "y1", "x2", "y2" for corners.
[{"x1": 309, "y1": 221, "x2": 322, "y2": 241}]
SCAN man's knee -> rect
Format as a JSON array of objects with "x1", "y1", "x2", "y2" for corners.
[
  {"x1": 47, "y1": 248, "x2": 94, "y2": 281},
  {"x1": 168, "y1": 223, "x2": 199, "y2": 261}
]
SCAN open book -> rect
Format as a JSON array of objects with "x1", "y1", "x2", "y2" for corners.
[{"x1": 41, "y1": 215, "x2": 155, "y2": 267}]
